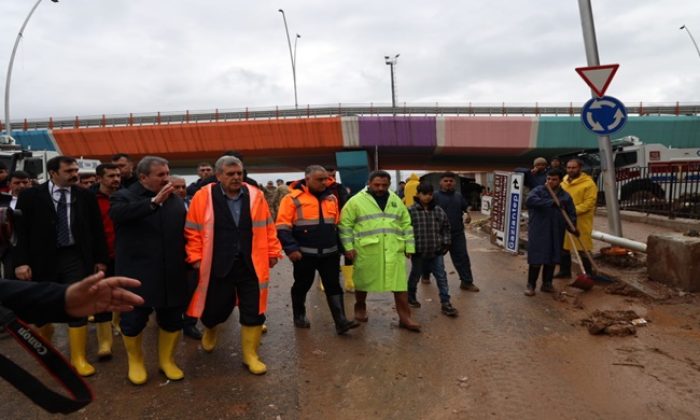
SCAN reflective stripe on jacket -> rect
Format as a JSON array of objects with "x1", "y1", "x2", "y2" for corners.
[
  {"x1": 276, "y1": 182, "x2": 340, "y2": 256},
  {"x1": 184, "y1": 183, "x2": 282, "y2": 318},
  {"x1": 339, "y1": 188, "x2": 415, "y2": 292}
]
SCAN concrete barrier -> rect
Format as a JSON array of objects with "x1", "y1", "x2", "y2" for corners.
[{"x1": 647, "y1": 233, "x2": 700, "y2": 292}]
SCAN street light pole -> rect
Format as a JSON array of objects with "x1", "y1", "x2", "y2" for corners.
[
  {"x1": 384, "y1": 54, "x2": 399, "y2": 108},
  {"x1": 577, "y1": 0, "x2": 623, "y2": 237},
  {"x1": 278, "y1": 9, "x2": 299, "y2": 108},
  {"x1": 3, "y1": 0, "x2": 58, "y2": 143},
  {"x1": 680, "y1": 25, "x2": 700, "y2": 60}
]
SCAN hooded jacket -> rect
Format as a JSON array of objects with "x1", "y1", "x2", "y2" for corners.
[{"x1": 402, "y1": 173, "x2": 420, "y2": 206}]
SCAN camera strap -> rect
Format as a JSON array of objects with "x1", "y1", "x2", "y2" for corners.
[{"x1": 0, "y1": 305, "x2": 93, "y2": 414}]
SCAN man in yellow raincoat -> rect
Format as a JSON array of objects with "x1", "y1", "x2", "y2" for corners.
[
  {"x1": 555, "y1": 158, "x2": 598, "y2": 277},
  {"x1": 402, "y1": 173, "x2": 420, "y2": 206}
]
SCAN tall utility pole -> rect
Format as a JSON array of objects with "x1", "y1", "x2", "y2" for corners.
[
  {"x1": 384, "y1": 54, "x2": 399, "y2": 107},
  {"x1": 278, "y1": 9, "x2": 300, "y2": 108},
  {"x1": 4, "y1": 0, "x2": 59, "y2": 143},
  {"x1": 680, "y1": 25, "x2": 700, "y2": 60},
  {"x1": 577, "y1": 0, "x2": 622, "y2": 237}
]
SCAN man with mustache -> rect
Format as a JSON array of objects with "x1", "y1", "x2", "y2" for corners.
[{"x1": 14, "y1": 155, "x2": 109, "y2": 376}]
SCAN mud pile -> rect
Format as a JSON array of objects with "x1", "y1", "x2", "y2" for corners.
[{"x1": 580, "y1": 310, "x2": 641, "y2": 336}]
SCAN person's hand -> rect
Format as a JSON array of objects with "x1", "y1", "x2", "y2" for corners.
[
  {"x1": 15, "y1": 265, "x2": 32, "y2": 281},
  {"x1": 405, "y1": 252, "x2": 413, "y2": 259},
  {"x1": 288, "y1": 251, "x2": 303, "y2": 262},
  {"x1": 64, "y1": 272, "x2": 144, "y2": 318},
  {"x1": 94, "y1": 263, "x2": 107, "y2": 274},
  {"x1": 344, "y1": 250, "x2": 357, "y2": 260},
  {"x1": 269, "y1": 257, "x2": 278, "y2": 268},
  {"x1": 192, "y1": 261, "x2": 201, "y2": 270},
  {"x1": 153, "y1": 182, "x2": 174, "y2": 205}
]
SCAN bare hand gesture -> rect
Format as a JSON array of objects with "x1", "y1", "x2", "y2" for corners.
[
  {"x1": 288, "y1": 251, "x2": 303, "y2": 262},
  {"x1": 344, "y1": 250, "x2": 357, "y2": 260},
  {"x1": 15, "y1": 265, "x2": 32, "y2": 280},
  {"x1": 65, "y1": 272, "x2": 144, "y2": 318},
  {"x1": 153, "y1": 182, "x2": 174, "y2": 205}
]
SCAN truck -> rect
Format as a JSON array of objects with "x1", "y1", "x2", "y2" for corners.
[
  {"x1": 0, "y1": 137, "x2": 101, "y2": 183},
  {"x1": 557, "y1": 136, "x2": 700, "y2": 217}
]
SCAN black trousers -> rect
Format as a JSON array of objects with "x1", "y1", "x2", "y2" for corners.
[
  {"x1": 38, "y1": 246, "x2": 92, "y2": 328},
  {"x1": 528, "y1": 264, "x2": 555, "y2": 287},
  {"x1": 291, "y1": 254, "x2": 342, "y2": 298},
  {"x1": 120, "y1": 306, "x2": 184, "y2": 336},
  {"x1": 183, "y1": 270, "x2": 199, "y2": 328},
  {"x1": 200, "y1": 260, "x2": 265, "y2": 328}
]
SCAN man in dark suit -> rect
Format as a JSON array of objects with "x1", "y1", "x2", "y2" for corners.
[
  {"x1": 14, "y1": 156, "x2": 109, "y2": 377},
  {"x1": 110, "y1": 156, "x2": 188, "y2": 385},
  {"x1": 0, "y1": 171, "x2": 32, "y2": 279}
]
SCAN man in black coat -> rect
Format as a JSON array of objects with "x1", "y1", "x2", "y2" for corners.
[
  {"x1": 110, "y1": 156, "x2": 187, "y2": 385},
  {"x1": 14, "y1": 156, "x2": 108, "y2": 377},
  {"x1": 0, "y1": 171, "x2": 32, "y2": 279},
  {"x1": 434, "y1": 172, "x2": 479, "y2": 292}
]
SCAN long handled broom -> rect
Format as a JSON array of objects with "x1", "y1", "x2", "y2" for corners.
[
  {"x1": 544, "y1": 184, "x2": 613, "y2": 284},
  {"x1": 544, "y1": 184, "x2": 596, "y2": 289}
]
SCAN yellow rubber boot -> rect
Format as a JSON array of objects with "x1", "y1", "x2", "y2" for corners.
[
  {"x1": 68, "y1": 326, "x2": 96, "y2": 377},
  {"x1": 122, "y1": 333, "x2": 147, "y2": 385},
  {"x1": 342, "y1": 265, "x2": 355, "y2": 292},
  {"x1": 96, "y1": 321, "x2": 113, "y2": 359},
  {"x1": 241, "y1": 325, "x2": 267, "y2": 375},
  {"x1": 201, "y1": 325, "x2": 219, "y2": 353},
  {"x1": 35, "y1": 324, "x2": 54, "y2": 343},
  {"x1": 158, "y1": 329, "x2": 184, "y2": 381},
  {"x1": 112, "y1": 312, "x2": 121, "y2": 334}
]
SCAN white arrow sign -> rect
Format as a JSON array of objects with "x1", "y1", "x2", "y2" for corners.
[{"x1": 575, "y1": 64, "x2": 619, "y2": 97}]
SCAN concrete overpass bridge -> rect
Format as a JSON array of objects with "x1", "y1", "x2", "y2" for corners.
[{"x1": 5, "y1": 103, "x2": 700, "y2": 172}]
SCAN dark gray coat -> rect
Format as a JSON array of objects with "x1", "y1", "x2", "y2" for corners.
[
  {"x1": 526, "y1": 185, "x2": 576, "y2": 265},
  {"x1": 110, "y1": 182, "x2": 187, "y2": 308}
]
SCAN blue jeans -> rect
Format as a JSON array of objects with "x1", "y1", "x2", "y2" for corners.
[
  {"x1": 450, "y1": 231, "x2": 475, "y2": 285},
  {"x1": 408, "y1": 254, "x2": 451, "y2": 304}
]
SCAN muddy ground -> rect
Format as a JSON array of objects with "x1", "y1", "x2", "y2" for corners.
[{"x1": 1, "y1": 223, "x2": 699, "y2": 419}]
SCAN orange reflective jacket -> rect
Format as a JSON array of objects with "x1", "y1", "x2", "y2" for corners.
[
  {"x1": 184, "y1": 183, "x2": 282, "y2": 318},
  {"x1": 276, "y1": 181, "x2": 340, "y2": 256}
]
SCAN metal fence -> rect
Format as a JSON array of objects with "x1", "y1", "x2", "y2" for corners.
[{"x1": 609, "y1": 165, "x2": 700, "y2": 220}]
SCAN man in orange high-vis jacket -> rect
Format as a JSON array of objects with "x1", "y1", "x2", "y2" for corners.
[
  {"x1": 185, "y1": 156, "x2": 281, "y2": 375},
  {"x1": 277, "y1": 166, "x2": 359, "y2": 335}
]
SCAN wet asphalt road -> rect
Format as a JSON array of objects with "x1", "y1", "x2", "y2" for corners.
[{"x1": 1, "y1": 228, "x2": 700, "y2": 419}]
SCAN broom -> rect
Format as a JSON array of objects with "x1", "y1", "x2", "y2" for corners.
[
  {"x1": 544, "y1": 184, "x2": 613, "y2": 284},
  {"x1": 544, "y1": 184, "x2": 597, "y2": 289}
]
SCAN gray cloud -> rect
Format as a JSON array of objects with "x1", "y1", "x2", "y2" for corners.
[{"x1": 1, "y1": 0, "x2": 698, "y2": 120}]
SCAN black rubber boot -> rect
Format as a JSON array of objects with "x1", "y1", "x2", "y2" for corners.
[
  {"x1": 326, "y1": 295, "x2": 360, "y2": 335},
  {"x1": 291, "y1": 291, "x2": 310, "y2": 328},
  {"x1": 554, "y1": 252, "x2": 572, "y2": 278},
  {"x1": 541, "y1": 264, "x2": 556, "y2": 293},
  {"x1": 528, "y1": 265, "x2": 540, "y2": 290}
]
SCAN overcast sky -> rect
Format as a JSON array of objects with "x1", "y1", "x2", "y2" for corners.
[{"x1": 1, "y1": 0, "x2": 699, "y2": 121}]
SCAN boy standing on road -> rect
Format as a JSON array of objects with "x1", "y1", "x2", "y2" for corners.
[{"x1": 407, "y1": 183, "x2": 458, "y2": 317}]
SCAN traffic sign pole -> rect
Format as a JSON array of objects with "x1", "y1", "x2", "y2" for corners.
[{"x1": 577, "y1": 0, "x2": 622, "y2": 237}]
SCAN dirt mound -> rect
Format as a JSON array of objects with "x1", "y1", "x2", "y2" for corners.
[{"x1": 580, "y1": 310, "x2": 640, "y2": 336}]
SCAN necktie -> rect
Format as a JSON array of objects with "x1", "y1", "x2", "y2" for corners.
[{"x1": 56, "y1": 189, "x2": 71, "y2": 247}]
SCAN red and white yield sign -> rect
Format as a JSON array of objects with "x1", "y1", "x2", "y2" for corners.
[{"x1": 575, "y1": 64, "x2": 619, "y2": 97}]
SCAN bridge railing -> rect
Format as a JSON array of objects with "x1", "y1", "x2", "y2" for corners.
[{"x1": 3, "y1": 102, "x2": 700, "y2": 131}]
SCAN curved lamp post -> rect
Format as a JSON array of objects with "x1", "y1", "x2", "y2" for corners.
[
  {"x1": 680, "y1": 25, "x2": 700, "y2": 60},
  {"x1": 278, "y1": 9, "x2": 300, "y2": 108},
  {"x1": 3, "y1": 0, "x2": 59, "y2": 143}
]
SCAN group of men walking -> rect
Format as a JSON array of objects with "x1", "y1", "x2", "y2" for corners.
[{"x1": 5, "y1": 151, "x2": 484, "y2": 385}]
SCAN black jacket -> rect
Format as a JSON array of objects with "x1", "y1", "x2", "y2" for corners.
[
  {"x1": 110, "y1": 182, "x2": 187, "y2": 308},
  {"x1": 14, "y1": 183, "x2": 108, "y2": 282},
  {"x1": 434, "y1": 189, "x2": 469, "y2": 234},
  {"x1": 0, "y1": 279, "x2": 73, "y2": 324}
]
